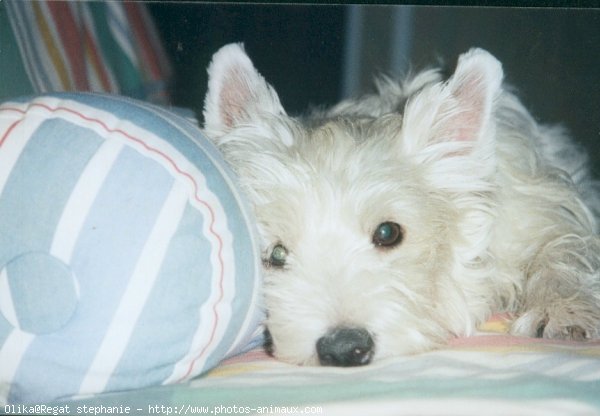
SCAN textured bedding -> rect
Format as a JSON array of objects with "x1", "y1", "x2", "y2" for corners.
[{"x1": 52, "y1": 316, "x2": 600, "y2": 416}]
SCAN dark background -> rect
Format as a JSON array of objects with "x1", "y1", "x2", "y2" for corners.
[
  {"x1": 148, "y1": 4, "x2": 346, "y2": 114},
  {"x1": 148, "y1": 4, "x2": 599, "y2": 176}
]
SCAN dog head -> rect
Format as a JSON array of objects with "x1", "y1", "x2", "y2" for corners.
[{"x1": 203, "y1": 43, "x2": 503, "y2": 366}]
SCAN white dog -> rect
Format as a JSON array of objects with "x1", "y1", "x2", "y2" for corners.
[{"x1": 202, "y1": 43, "x2": 600, "y2": 367}]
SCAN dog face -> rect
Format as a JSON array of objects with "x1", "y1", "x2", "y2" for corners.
[{"x1": 203, "y1": 43, "x2": 504, "y2": 366}]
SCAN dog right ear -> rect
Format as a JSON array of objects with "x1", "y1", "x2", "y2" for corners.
[
  {"x1": 203, "y1": 43, "x2": 286, "y2": 139},
  {"x1": 400, "y1": 48, "x2": 503, "y2": 160}
]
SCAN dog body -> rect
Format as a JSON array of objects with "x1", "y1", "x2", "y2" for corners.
[{"x1": 202, "y1": 43, "x2": 600, "y2": 366}]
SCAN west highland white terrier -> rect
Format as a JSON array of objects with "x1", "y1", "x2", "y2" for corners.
[{"x1": 202, "y1": 43, "x2": 600, "y2": 367}]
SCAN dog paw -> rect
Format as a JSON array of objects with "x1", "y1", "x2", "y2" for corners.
[
  {"x1": 510, "y1": 307, "x2": 599, "y2": 341},
  {"x1": 538, "y1": 321, "x2": 588, "y2": 341}
]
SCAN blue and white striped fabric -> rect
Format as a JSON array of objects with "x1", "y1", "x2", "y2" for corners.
[{"x1": 0, "y1": 93, "x2": 263, "y2": 404}]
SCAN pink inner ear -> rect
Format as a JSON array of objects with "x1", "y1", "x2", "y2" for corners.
[
  {"x1": 219, "y1": 67, "x2": 253, "y2": 129},
  {"x1": 444, "y1": 72, "x2": 488, "y2": 143}
]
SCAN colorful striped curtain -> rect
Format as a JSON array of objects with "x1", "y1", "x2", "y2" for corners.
[{"x1": 0, "y1": 1, "x2": 172, "y2": 104}]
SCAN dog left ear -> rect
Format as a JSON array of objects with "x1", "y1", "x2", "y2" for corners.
[
  {"x1": 402, "y1": 48, "x2": 503, "y2": 157},
  {"x1": 203, "y1": 43, "x2": 287, "y2": 139}
]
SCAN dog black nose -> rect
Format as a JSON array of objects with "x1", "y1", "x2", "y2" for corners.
[{"x1": 316, "y1": 327, "x2": 374, "y2": 367}]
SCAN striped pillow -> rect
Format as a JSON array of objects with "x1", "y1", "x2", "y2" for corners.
[
  {"x1": 0, "y1": 1, "x2": 171, "y2": 104},
  {"x1": 0, "y1": 93, "x2": 263, "y2": 404}
]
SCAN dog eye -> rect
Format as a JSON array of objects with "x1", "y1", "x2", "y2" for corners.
[
  {"x1": 266, "y1": 244, "x2": 288, "y2": 268},
  {"x1": 372, "y1": 222, "x2": 404, "y2": 248}
]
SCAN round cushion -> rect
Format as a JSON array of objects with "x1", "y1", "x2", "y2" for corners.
[{"x1": 0, "y1": 93, "x2": 263, "y2": 403}]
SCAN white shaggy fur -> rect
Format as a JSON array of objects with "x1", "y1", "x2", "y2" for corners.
[{"x1": 203, "y1": 43, "x2": 600, "y2": 366}]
